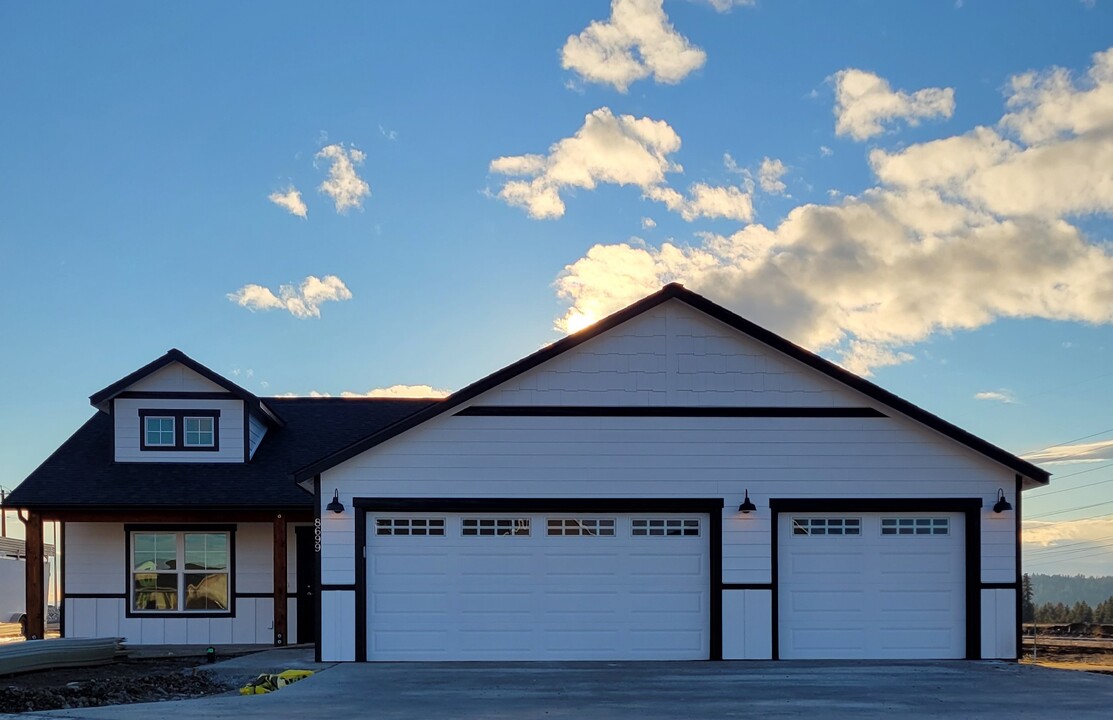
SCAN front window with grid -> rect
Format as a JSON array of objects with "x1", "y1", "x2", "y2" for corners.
[
  {"x1": 131, "y1": 531, "x2": 230, "y2": 614},
  {"x1": 144, "y1": 417, "x2": 175, "y2": 446},
  {"x1": 881, "y1": 518, "x2": 950, "y2": 536},
  {"x1": 462, "y1": 518, "x2": 530, "y2": 536},
  {"x1": 547, "y1": 518, "x2": 615, "y2": 537},
  {"x1": 376, "y1": 518, "x2": 445, "y2": 536},
  {"x1": 792, "y1": 517, "x2": 861, "y2": 536},
  {"x1": 632, "y1": 518, "x2": 700, "y2": 536},
  {"x1": 184, "y1": 416, "x2": 215, "y2": 447}
]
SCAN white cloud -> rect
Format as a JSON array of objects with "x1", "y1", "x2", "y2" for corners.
[
  {"x1": 832, "y1": 68, "x2": 955, "y2": 140},
  {"x1": 1023, "y1": 438, "x2": 1113, "y2": 464},
  {"x1": 701, "y1": 0, "x2": 755, "y2": 11},
  {"x1": 819, "y1": 145, "x2": 833, "y2": 157},
  {"x1": 561, "y1": 0, "x2": 706, "y2": 92},
  {"x1": 974, "y1": 390, "x2": 1016, "y2": 403},
  {"x1": 227, "y1": 275, "x2": 353, "y2": 319},
  {"x1": 340, "y1": 384, "x2": 452, "y2": 399},
  {"x1": 758, "y1": 157, "x2": 788, "y2": 195},
  {"x1": 1024, "y1": 517, "x2": 1113, "y2": 548},
  {"x1": 554, "y1": 47, "x2": 1113, "y2": 375},
  {"x1": 645, "y1": 183, "x2": 754, "y2": 222},
  {"x1": 641, "y1": 217, "x2": 657, "y2": 229},
  {"x1": 268, "y1": 186, "x2": 308, "y2": 218},
  {"x1": 316, "y1": 144, "x2": 371, "y2": 213},
  {"x1": 490, "y1": 107, "x2": 752, "y2": 222},
  {"x1": 378, "y1": 124, "x2": 398, "y2": 141}
]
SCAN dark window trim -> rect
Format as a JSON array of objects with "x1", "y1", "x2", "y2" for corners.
[
  {"x1": 769, "y1": 498, "x2": 982, "y2": 661},
  {"x1": 64, "y1": 593, "x2": 127, "y2": 599},
  {"x1": 454, "y1": 406, "x2": 885, "y2": 418},
  {"x1": 138, "y1": 409, "x2": 221, "y2": 452},
  {"x1": 123, "y1": 524, "x2": 237, "y2": 619},
  {"x1": 353, "y1": 497, "x2": 725, "y2": 662}
]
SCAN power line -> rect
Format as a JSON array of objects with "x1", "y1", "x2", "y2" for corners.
[
  {"x1": 1020, "y1": 426, "x2": 1113, "y2": 458},
  {"x1": 1025, "y1": 534, "x2": 1113, "y2": 554},
  {"x1": 1026, "y1": 463, "x2": 1113, "y2": 498},
  {"x1": 1028, "y1": 500, "x2": 1113, "y2": 520}
]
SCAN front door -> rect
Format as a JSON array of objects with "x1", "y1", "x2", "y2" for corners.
[{"x1": 294, "y1": 526, "x2": 316, "y2": 644}]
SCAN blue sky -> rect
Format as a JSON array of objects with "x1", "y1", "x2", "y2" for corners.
[{"x1": 3, "y1": 0, "x2": 1113, "y2": 573}]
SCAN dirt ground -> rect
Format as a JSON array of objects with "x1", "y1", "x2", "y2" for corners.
[
  {"x1": 0, "y1": 656, "x2": 234, "y2": 714},
  {"x1": 1022, "y1": 643, "x2": 1113, "y2": 675}
]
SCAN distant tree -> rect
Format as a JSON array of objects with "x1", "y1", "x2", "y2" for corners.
[
  {"x1": 1022, "y1": 574, "x2": 1035, "y2": 622},
  {"x1": 1070, "y1": 600, "x2": 1094, "y2": 624}
]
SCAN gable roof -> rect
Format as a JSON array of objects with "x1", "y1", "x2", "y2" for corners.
[
  {"x1": 293, "y1": 283, "x2": 1050, "y2": 485},
  {"x1": 5, "y1": 398, "x2": 437, "y2": 509},
  {"x1": 89, "y1": 348, "x2": 284, "y2": 427}
]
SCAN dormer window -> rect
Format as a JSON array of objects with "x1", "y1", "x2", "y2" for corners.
[
  {"x1": 145, "y1": 416, "x2": 175, "y2": 447},
  {"x1": 139, "y1": 409, "x2": 220, "y2": 451},
  {"x1": 184, "y1": 417, "x2": 214, "y2": 447}
]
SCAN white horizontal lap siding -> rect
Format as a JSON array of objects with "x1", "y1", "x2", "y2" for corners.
[
  {"x1": 125, "y1": 363, "x2": 228, "y2": 393},
  {"x1": 481, "y1": 301, "x2": 867, "y2": 408},
  {"x1": 113, "y1": 398, "x2": 245, "y2": 463},
  {"x1": 248, "y1": 414, "x2": 267, "y2": 459},
  {"x1": 65, "y1": 522, "x2": 277, "y2": 645}
]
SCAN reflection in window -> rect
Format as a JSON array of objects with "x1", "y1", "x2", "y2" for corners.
[{"x1": 131, "y1": 531, "x2": 230, "y2": 613}]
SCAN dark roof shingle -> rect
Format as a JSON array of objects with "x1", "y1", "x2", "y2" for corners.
[{"x1": 4, "y1": 398, "x2": 436, "y2": 509}]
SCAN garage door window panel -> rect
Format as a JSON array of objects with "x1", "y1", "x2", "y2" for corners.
[
  {"x1": 881, "y1": 518, "x2": 949, "y2": 536},
  {"x1": 792, "y1": 518, "x2": 861, "y2": 536},
  {"x1": 376, "y1": 518, "x2": 445, "y2": 536},
  {"x1": 632, "y1": 518, "x2": 701, "y2": 536},
  {"x1": 547, "y1": 519, "x2": 615, "y2": 537},
  {"x1": 462, "y1": 518, "x2": 530, "y2": 536}
]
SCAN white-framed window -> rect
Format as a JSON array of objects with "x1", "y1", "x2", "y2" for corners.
[
  {"x1": 144, "y1": 416, "x2": 175, "y2": 447},
  {"x1": 130, "y1": 530, "x2": 230, "y2": 614},
  {"x1": 792, "y1": 517, "x2": 861, "y2": 536},
  {"x1": 184, "y1": 416, "x2": 215, "y2": 447},
  {"x1": 632, "y1": 518, "x2": 701, "y2": 536},
  {"x1": 462, "y1": 518, "x2": 530, "y2": 536},
  {"x1": 881, "y1": 517, "x2": 950, "y2": 536},
  {"x1": 547, "y1": 518, "x2": 616, "y2": 537},
  {"x1": 375, "y1": 518, "x2": 445, "y2": 536}
]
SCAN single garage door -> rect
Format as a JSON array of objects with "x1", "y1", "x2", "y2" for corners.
[
  {"x1": 366, "y1": 512, "x2": 710, "y2": 660},
  {"x1": 778, "y1": 512, "x2": 966, "y2": 659}
]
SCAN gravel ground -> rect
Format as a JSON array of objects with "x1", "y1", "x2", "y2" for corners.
[{"x1": 0, "y1": 657, "x2": 235, "y2": 714}]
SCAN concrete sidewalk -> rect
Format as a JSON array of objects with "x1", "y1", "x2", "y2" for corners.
[{"x1": 9, "y1": 658, "x2": 1113, "y2": 720}]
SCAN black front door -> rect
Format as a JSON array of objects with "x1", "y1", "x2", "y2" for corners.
[{"x1": 294, "y1": 526, "x2": 316, "y2": 644}]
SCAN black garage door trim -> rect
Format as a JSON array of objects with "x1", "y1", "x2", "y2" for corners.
[
  {"x1": 769, "y1": 498, "x2": 983, "y2": 660},
  {"x1": 352, "y1": 497, "x2": 726, "y2": 662}
]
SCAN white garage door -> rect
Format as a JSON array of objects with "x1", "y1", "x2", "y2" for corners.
[
  {"x1": 366, "y1": 513, "x2": 710, "y2": 660},
  {"x1": 778, "y1": 512, "x2": 966, "y2": 660}
]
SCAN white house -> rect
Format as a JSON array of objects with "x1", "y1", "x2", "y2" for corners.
[{"x1": 7, "y1": 284, "x2": 1048, "y2": 661}]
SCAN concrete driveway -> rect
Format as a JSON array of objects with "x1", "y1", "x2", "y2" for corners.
[{"x1": 13, "y1": 659, "x2": 1113, "y2": 719}]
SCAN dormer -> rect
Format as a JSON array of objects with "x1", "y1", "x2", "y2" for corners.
[{"x1": 89, "y1": 349, "x2": 284, "y2": 464}]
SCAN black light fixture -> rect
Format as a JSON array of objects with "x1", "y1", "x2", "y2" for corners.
[
  {"x1": 738, "y1": 489, "x2": 757, "y2": 514},
  {"x1": 326, "y1": 488, "x2": 345, "y2": 514},
  {"x1": 993, "y1": 488, "x2": 1012, "y2": 514}
]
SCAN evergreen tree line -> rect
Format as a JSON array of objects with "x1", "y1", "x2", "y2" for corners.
[{"x1": 1022, "y1": 574, "x2": 1113, "y2": 624}]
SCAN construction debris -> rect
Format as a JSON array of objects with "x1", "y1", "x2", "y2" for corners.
[
  {"x1": 239, "y1": 669, "x2": 315, "y2": 695},
  {"x1": 0, "y1": 637, "x2": 126, "y2": 677}
]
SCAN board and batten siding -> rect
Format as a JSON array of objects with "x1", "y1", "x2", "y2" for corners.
[
  {"x1": 317, "y1": 299, "x2": 1021, "y2": 661},
  {"x1": 113, "y1": 398, "x2": 245, "y2": 463},
  {"x1": 64, "y1": 522, "x2": 302, "y2": 645}
]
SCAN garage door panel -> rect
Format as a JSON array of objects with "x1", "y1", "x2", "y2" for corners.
[
  {"x1": 779, "y1": 511, "x2": 966, "y2": 660},
  {"x1": 367, "y1": 512, "x2": 710, "y2": 660}
]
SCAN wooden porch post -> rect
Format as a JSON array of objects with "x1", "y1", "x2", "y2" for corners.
[
  {"x1": 24, "y1": 511, "x2": 44, "y2": 639},
  {"x1": 273, "y1": 513, "x2": 287, "y2": 645}
]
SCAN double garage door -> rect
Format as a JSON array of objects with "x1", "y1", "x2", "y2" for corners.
[
  {"x1": 363, "y1": 510, "x2": 967, "y2": 660},
  {"x1": 366, "y1": 512, "x2": 710, "y2": 661}
]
